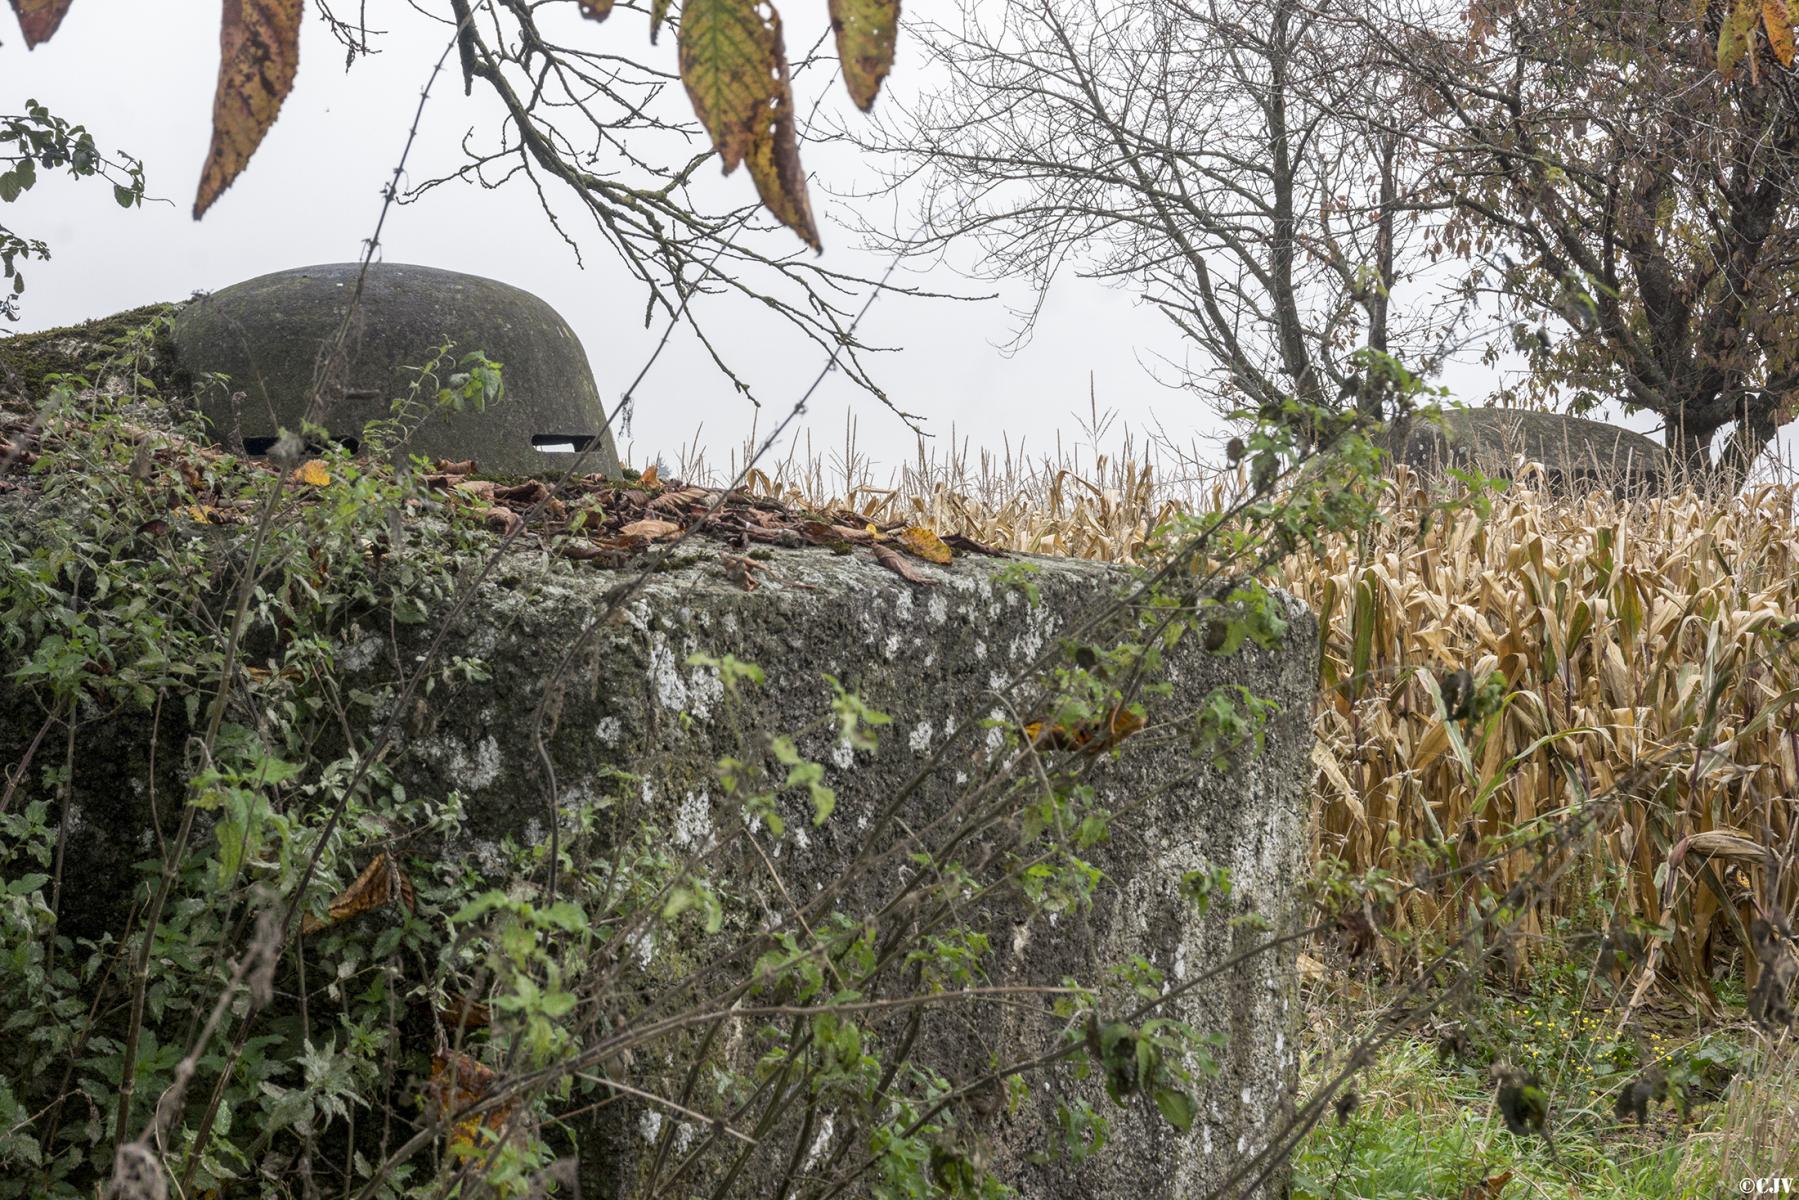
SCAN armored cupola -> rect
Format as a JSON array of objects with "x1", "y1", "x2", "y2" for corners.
[{"x1": 171, "y1": 262, "x2": 621, "y2": 477}]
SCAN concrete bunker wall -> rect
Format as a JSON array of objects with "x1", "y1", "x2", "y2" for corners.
[{"x1": 14, "y1": 541, "x2": 1317, "y2": 1200}]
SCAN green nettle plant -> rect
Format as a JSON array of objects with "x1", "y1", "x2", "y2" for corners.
[{"x1": 0, "y1": 312, "x2": 1418, "y2": 1198}]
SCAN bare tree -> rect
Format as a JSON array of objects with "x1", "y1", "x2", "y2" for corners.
[
  {"x1": 1379, "y1": 0, "x2": 1799, "y2": 482},
  {"x1": 314, "y1": 1, "x2": 946, "y2": 427},
  {"x1": 850, "y1": 0, "x2": 1468, "y2": 434}
]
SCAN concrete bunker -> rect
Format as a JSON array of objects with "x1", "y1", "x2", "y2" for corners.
[
  {"x1": 171, "y1": 262, "x2": 623, "y2": 477},
  {"x1": 1383, "y1": 407, "x2": 1671, "y2": 497}
]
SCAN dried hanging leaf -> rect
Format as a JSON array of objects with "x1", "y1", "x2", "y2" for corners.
[
  {"x1": 1767, "y1": 0, "x2": 1795, "y2": 66},
  {"x1": 8, "y1": 0, "x2": 74, "y2": 47},
  {"x1": 872, "y1": 541, "x2": 936, "y2": 585},
  {"x1": 679, "y1": 0, "x2": 820, "y2": 249},
  {"x1": 679, "y1": 0, "x2": 779, "y2": 172},
  {"x1": 1719, "y1": 0, "x2": 1760, "y2": 74},
  {"x1": 745, "y1": 79, "x2": 820, "y2": 251},
  {"x1": 292, "y1": 459, "x2": 331, "y2": 486},
  {"x1": 576, "y1": 0, "x2": 614, "y2": 19},
  {"x1": 620, "y1": 517, "x2": 683, "y2": 540},
  {"x1": 897, "y1": 526, "x2": 952, "y2": 565},
  {"x1": 828, "y1": 0, "x2": 899, "y2": 111},
  {"x1": 300, "y1": 852, "x2": 415, "y2": 934},
  {"x1": 195, "y1": 0, "x2": 303, "y2": 217}
]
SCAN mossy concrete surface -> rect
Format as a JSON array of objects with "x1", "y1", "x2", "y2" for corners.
[
  {"x1": 1384, "y1": 407, "x2": 1670, "y2": 495},
  {"x1": 5, "y1": 530, "x2": 1315, "y2": 1199}
]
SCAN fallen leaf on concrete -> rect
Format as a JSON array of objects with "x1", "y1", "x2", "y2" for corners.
[
  {"x1": 873, "y1": 542, "x2": 936, "y2": 585},
  {"x1": 720, "y1": 553, "x2": 765, "y2": 591},
  {"x1": 453, "y1": 479, "x2": 497, "y2": 502},
  {"x1": 482, "y1": 507, "x2": 525, "y2": 537},
  {"x1": 649, "y1": 486, "x2": 711, "y2": 511},
  {"x1": 620, "y1": 518, "x2": 682, "y2": 540},
  {"x1": 493, "y1": 480, "x2": 550, "y2": 506},
  {"x1": 557, "y1": 540, "x2": 615, "y2": 561},
  {"x1": 898, "y1": 526, "x2": 953, "y2": 564},
  {"x1": 943, "y1": 533, "x2": 1006, "y2": 557}
]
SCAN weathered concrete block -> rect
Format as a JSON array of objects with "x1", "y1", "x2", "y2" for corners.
[
  {"x1": 369, "y1": 548, "x2": 1315, "y2": 1199},
  {"x1": 4, "y1": 532, "x2": 1314, "y2": 1199}
]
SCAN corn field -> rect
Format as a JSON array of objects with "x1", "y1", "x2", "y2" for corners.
[{"x1": 1290, "y1": 469, "x2": 1799, "y2": 999}]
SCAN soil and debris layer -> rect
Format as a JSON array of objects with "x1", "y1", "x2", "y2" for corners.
[
  {"x1": 415, "y1": 459, "x2": 1009, "y2": 586},
  {"x1": 0, "y1": 399, "x2": 1005, "y2": 589}
]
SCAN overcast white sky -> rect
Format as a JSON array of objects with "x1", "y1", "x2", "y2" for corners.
[{"x1": 3, "y1": 2, "x2": 1688, "y2": 483}]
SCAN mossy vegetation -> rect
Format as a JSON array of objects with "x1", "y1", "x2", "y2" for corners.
[{"x1": 0, "y1": 302, "x2": 182, "y2": 400}]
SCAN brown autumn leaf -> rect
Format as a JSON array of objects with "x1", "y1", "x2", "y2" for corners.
[
  {"x1": 300, "y1": 852, "x2": 416, "y2": 935},
  {"x1": 7, "y1": 0, "x2": 74, "y2": 48},
  {"x1": 557, "y1": 539, "x2": 615, "y2": 561},
  {"x1": 481, "y1": 506, "x2": 525, "y2": 536},
  {"x1": 575, "y1": 0, "x2": 614, "y2": 19},
  {"x1": 872, "y1": 541, "x2": 936, "y2": 585},
  {"x1": 620, "y1": 517, "x2": 683, "y2": 540},
  {"x1": 453, "y1": 478, "x2": 498, "y2": 502},
  {"x1": 649, "y1": 486, "x2": 711, "y2": 511},
  {"x1": 195, "y1": 0, "x2": 304, "y2": 218},
  {"x1": 1461, "y1": 1170, "x2": 1513, "y2": 1200},
  {"x1": 1024, "y1": 706, "x2": 1146, "y2": 755},
  {"x1": 493, "y1": 480, "x2": 551, "y2": 505},
  {"x1": 720, "y1": 553, "x2": 765, "y2": 591},
  {"x1": 428, "y1": 1050, "x2": 513, "y2": 1153},
  {"x1": 897, "y1": 525, "x2": 952, "y2": 565},
  {"x1": 943, "y1": 533, "x2": 1006, "y2": 557},
  {"x1": 828, "y1": 0, "x2": 900, "y2": 111}
]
